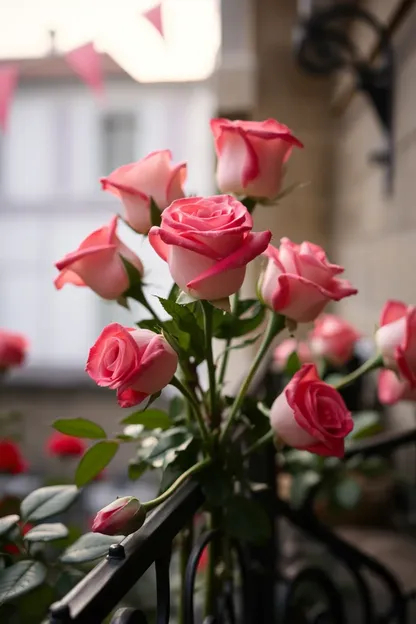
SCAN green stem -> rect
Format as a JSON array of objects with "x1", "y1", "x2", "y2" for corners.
[
  {"x1": 178, "y1": 520, "x2": 194, "y2": 624},
  {"x1": 201, "y1": 301, "x2": 219, "y2": 429},
  {"x1": 141, "y1": 297, "x2": 163, "y2": 325},
  {"x1": 334, "y1": 353, "x2": 383, "y2": 391},
  {"x1": 170, "y1": 376, "x2": 211, "y2": 448},
  {"x1": 204, "y1": 507, "x2": 222, "y2": 619},
  {"x1": 244, "y1": 429, "x2": 274, "y2": 457},
  {"x1": 218, "y1": 292, "x2": 240, "y2": 386},
  {"x1": 220, "y1": 313, "x2": 285, "y2": 444},
  {"x1": 143, "y1": 458, "x2": 212, "y2": 512}
]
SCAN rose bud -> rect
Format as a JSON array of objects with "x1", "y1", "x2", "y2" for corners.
[
  {"x1": 259, "y1": 238, "x2": 357, "y2": 323},
  {"x1": 375, "y1": 300, "x2": 416, "y2": 387},
  {"x1": 46, "y1": 432, "x2": 86, "y2": 458},
  {"x1": 309, "y1": 314, "x2": 360, "y2": 366},
  {"x1": 101, "y1": 150, "x2": 187, "y2": 234},
  {"x1": 86, "y1": 324, "x2": 178, "y2": 408},
  {"x1": 0, "y1": 440, "x2": 28, "y2": 474},
  {"x1": 273, "y1": 338, "x2": 313, "y2": 372},
  {"x1": 210, "y1": 118, "x2": 303, "y2": 199},
  {"x1": 270, "y1": 364, "x2": 353, "y2": 457},
  {"x1": 0, "y1": 330, "x2": 28, "y2": 369},
  {"x1": 149, "y1": 195, "x2": 271, "y2": 301},
  {"x1": 378, "y1": 369, "x2": 416, "y2": 405},
  {"x1": 92, "y1": 496, "x2": 146, "y2": 536},
  {"x1": 54, "y1": 215, "x2": 143, "y2": 300}
]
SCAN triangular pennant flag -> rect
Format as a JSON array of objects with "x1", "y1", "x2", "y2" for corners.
[
  {"x1": 0, "y1": 65, "x2": 18, "y2": 132},
  {"x1": 65, "y1": 42, "x2": 103, "y2": 97},
  {"x1": 142, "y1": 3, "x2": 164, "y2": 39}
]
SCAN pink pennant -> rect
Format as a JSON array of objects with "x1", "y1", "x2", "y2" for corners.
[
  {"x1": 142, "y1": 3, "x2": 164, "y2": 39},
  {"x1": 0, "y1": 65, "x2": 18, "y2": 132},
  {"x1": 65, "y1": 42, "x2": 103, "y2": 97}
]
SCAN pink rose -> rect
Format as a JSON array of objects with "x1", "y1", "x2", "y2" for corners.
[
  {"x1": 86, "y1": 323, "x2": 178, "y2": 408},
  {"x1": 210, "y1": 118, "x2": 303, "y2": 199},
  {"x1": 149, "y1": 195, "x2": 271, "y2": 301},
  {"x1": 0, "y1": 330, "x2": 28, "y2": 369},
  {"x1": 101, "y1": 150, "x2": 187, "y2": 234},
  {"x1": 309, "y1": 314, "x2": 360, "y2": 366},
  {"x1": 54, "y1": 216, "x2": 143, "y2": 300},
  {"x1": 270, "y1": 364, "x2": 353, "y2": 457},
  {"x1": 92, "y1": 496, "x2": 146, "y2": 536},
  {"x1": 378, "y1": 370, "x2": 416, "y2": 405},
  {"x1": 273, "y1": 338, "x2": 313, "y2": 371},
  {"x1": 260, "y1": 238, "x2": 357, "y2": 323},
  {"x1": 375, "y1": 300, "x2": 416, "y2": 387}
]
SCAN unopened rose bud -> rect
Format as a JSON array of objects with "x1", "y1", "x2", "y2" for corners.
[{"x1": 92, "y1": 496, "x2": 146, "y2": 536}]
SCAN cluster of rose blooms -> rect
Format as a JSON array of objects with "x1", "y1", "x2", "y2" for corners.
[{"x1": 1, "y1": 118, "x2": 415, "y2": 491}]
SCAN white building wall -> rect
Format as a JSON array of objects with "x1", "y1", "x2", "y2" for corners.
[{"x1": 0, "y1": 78, "x2": 217, "y2": 376}]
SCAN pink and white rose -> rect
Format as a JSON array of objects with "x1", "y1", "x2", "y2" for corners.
[
  {"x1": 86, "y1": 323, "x2": 178, "y2": 408},
  {"x1": 270, "y1": 364, "x2": 353, "y2": 457},
  {"x1": 310, "y1": 314, "x2": 360, "y2": 366},
  {"x1": 101, "y1": 150, "x2": 187, "y2": 234},
  {"x1": 259, "y1": 238, "x2": 357, "y2": 323},
  {"x1": 378, "y1": 370, "x2": 416, "y2": 405},
  {"x1": 54, "y1": 216, "x2": 143, "y2": 300},
  {"x1": 375, "y1": 300, "x2": 416, "y2": 387},
  {"x1": 210, "y1": 118, "x2": 303, "y2": 199},
  {"x1": 149, "y1": 195, "x2": 271, "y2": 301}
]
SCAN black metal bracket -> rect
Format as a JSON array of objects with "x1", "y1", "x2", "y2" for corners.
[{"x1": 293, "y1": 3, "x2": 394, "y2": 193}]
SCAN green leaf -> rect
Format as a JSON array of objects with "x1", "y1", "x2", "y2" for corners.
[
  {"x1": 176, "y1": 290, "x2": 198, "y2": 305},
  {"x1": 159, "y1": 439, "x2": 199, "y2": 493},
  {"x1": 21, "y1": 485, "x2": 79, "y2": 522},
  {"x1": 0, "y1": 561, "x2": 47, "y2": 605},
  {"x1": 138, "y1": 318, "x2": 161, "y2": 333},
  {"x1": 119, "y1": 256, "x2": 147, "y2": 306},
  {"x1": 285, "y1": 351, "x2": 301, "y2": 377},
  {"x1": 240, "y1": 197, "x2": 257, "y2": 214},
  {"x1": 60, "y1": 533, "x2": 124, "y2": 564},
  {"x1": 128, "y1": 461, "x2": 149, "y2": 481},
  {"x1": 75, "y1": 441, "x2": 119, "y2": 487},
  {"x1": 198, "y1": 465, "x2": 233, "y2": 506},
  {"x1": 17, "y1": 583, "x2": 56, "y2": 622},
  {"x1": 158, "y1": 297, "x2": 204, "y2": 345},
  {"x1": 334, "y1": 477, "x2": 362, "y2": 510},
  {"x1": 0, "y1": 515, "x2": 19, "y2": 538},
  {"x1": 168, "y1": 282, "x2": 180, "y2": 302},
  {"x1": 224, "y1": 496, "x2": 271, "y2": 544},
  {"x1": 349, "y1": 411, "x2": 382, "y2": 440},
  {"x1": 169, "y1": 396, "x2": 185, "y2": 421},
  {"x1": 145, "y1": 428, "x2": 191, "y2": 461},
  {"x1": 52, "y1": 418, "x2": 107, "y2": 439},
  {"x1": 150, "y1": 197, "x2": 162, "y2": 227},
  {"x1": 213, "y1": 301, "x2": 265, "y2": 339},
  {"x1": 121, "y1": 409, "x2": 171, "y2": 430},
  {"x1": 24, "y1": 523, "x2": 69, "y2": 543},
  {"x1": 290, "y1": 471, "x2": 320, "y2": 507}
]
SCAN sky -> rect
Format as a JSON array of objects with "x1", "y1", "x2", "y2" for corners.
[{"x1": 0, "y1": 0, "x2": 221, "y2": 82}]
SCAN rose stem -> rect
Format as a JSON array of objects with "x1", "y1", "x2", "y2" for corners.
[
  {"x1": 218, "y1": 291, "x2": 240, "y2": 386},
  {"x1": 201, "y1": 301, "x2": 219, "y2": 430},
  {"x1": 170, "y1": 376, "x2": 211, "y2": 449},
  {"x1": 333, "y1": 353, "x2": 383, "y2": 390},
  {"x1": 220, "y1": 312, "x2": 285, "y2": 445}
]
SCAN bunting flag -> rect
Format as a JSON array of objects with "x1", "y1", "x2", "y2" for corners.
[
  {"x1": 142, "y1": 3, "x2": 164, "y2": 39},
  {"x1": 65, "y1": 42, "x2": 103, "y2": 97},
  {"x1": 0, "y1": 65, "x2": 18, "y2": 132}
]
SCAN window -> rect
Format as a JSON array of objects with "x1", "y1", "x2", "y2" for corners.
[{"x1": 101, "y1": 112, "x2": 136, "y2": 175}]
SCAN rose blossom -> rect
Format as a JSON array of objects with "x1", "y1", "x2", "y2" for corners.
[
  {"x1": 86, "y1": 323, "x2": 178, "y2": 408},
  {"x1": 0, "y1": 330, "x2": 28, "y2": 369},
  {"x1": 270, "y1": 364, "x2": 353, "y2": 457},
  {"x1": 260, "y1": 238, "x2": 357, "y2": 323},
  {"x1": 309, "y1": 314, "x2": 360, "y2": 366},
  {"x1": 101, "y1": 150, "x2": 187, "y2": 234},
  {"x1": 92, "y1": 496, "x2": 146, "y2": 536},
  {"x1": 210, "y1": 118, "x2": 303, "y2": 199},
  {"x1": 54, "y1": 216, "x2": 143, "y2": 300},
  {"x1": 0, "y1": 440, "x2": 28, "y2": 474},
  {"x1": 375, "y1": 300, "x2": 416, "y2": 387},
  {"x1": 46, "y1": 432, "x2": 86, "y2": 457},
  {"x1": 149, "y1": 195, "x2": 271, "y2": 301},
  {"x1": 378, "y1": 370, "x2": 416, "y2": 405},
  {"x1": 273, "y1": 338, "x2": 313, "y2": 371}
]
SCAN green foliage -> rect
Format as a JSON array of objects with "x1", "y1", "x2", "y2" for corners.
[
  {"x1": 169, "y1": 396, "x2": 185, "y2": 421},
  {"x1": 158, "y1": 297, "x2": 205, "y2": 362},
  {"x1": 349, "y1": 411, "x2": 382, "y2": 440},
  {"x1": 223, "y1": 495, "x2": 271, "y2": 544},
  {"x1": 52, "y1": 418, "x2": 107, "y2": 439},
  {"x1": 0, "y1": 561, "x2": 47, "y2": 604},
  {"x1": 128, "y1": 461, "x2": 149, "y2": 481},
  {"x1": 213, "y1": 299, "x2": 265, "y2": 340},
  {"x1": 149, "y1": 197, "x2": 162, "y2": 227},
  {"x1": 138, "y1": 318, "x2": 161, "y2": 332},
  {"x1": 21, "y1": 486, "x2": 79, "y2": 522},
  {"x1": 0, "y1": 515, "x2": 19, "y2": 538},
  {"x1": 119, "y1": 256, "x2": 147, "y2": 306},
  {"x1": 75, "y1": 441, "x2": 119, "y2": 487},
  {"x1": 144, "y1": 427, "x2": 192, "y2": 462},
  {"x1": 198, "y1": 464, "x2": 233, "y2": 506},
  {"x1": 285, "y1": 351, "x2": 301, "y2": 377},
  {"x1": 24, "y1": 523, "x2": 69, "y2": 543},
  {"x1": 121, "y1": 409, "x2": 171, "y2": 430},
  {"x1": 60, "y1": 533, "x2": 124, "y2": 564}
]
